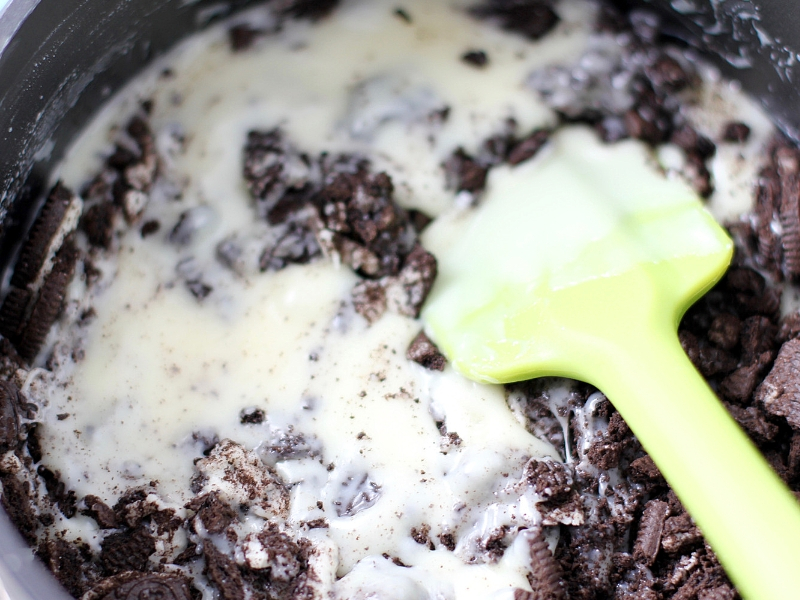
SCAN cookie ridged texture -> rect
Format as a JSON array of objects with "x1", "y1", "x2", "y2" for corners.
[
  {"x1": 0, "y1": 286, "x2": 32, "y2": 343},
  {"x1": 83, "y1": 572, "x2": 194, "y2": 600},
  {"x1": 527, "y1": 528, "x2": 566, "y2": 600},
  {"x1": 0, "y1": 379, "x2": 20, "y2": 453},
  {"x1": 17, "y1": 238, "x2": 80, "y2": 362},
  {"x1": 10, "y1": 182, "x2": 74, "y2": 289}
]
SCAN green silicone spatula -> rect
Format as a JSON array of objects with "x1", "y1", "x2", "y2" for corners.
[{"x1": 422, "y1": 126, "x2": 800, "y2": 600}]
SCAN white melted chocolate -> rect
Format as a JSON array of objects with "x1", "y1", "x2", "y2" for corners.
[{"x1": 18, "y1": 0, "x2": 775, "y2": 598}]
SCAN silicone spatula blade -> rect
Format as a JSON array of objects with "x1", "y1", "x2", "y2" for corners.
[{"x1": 422, "y1": 127, "x2": 800, "y2": 600}]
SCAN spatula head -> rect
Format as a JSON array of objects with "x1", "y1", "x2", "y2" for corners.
[{"x1": 422, "y1": 126, "x2": 733, "y2": 384}]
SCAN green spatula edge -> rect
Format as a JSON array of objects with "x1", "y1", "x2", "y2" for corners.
[{"x1": 423, "y1": 127, "x2": 800, "y2": 600}]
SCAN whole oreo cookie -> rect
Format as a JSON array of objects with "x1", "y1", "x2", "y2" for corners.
[{"x1": 86, "y1": 573, "x2": 193, "y2": 600}]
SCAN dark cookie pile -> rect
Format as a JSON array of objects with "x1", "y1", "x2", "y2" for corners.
[
  {"x1": 528, "y1": 2, "x2": 717, "y2": 198},
  {"x1": 241, "y1": 128, "x2": 438, "y2": 323},
  {"x1": 0, "y1": 1, "x2": 798, "y2": 599}
]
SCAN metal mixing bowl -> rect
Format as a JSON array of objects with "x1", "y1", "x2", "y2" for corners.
[{"x1": 0, "y1": 1, "x2": 798, "y2": 597}]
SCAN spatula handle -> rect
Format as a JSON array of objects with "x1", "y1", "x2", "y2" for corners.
[{"x1": 594, "y1": 332, "x2": 800, "y2": 600}]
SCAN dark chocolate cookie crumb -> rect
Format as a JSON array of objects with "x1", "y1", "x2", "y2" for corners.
[
  {"x1": 407, "y1": 331, "x2": 446, "y2": 371},
  {"x1": 707, "y1": 313, "x2": 741, "y2": 351},
  {"x1": 671, "y1": 125, "x2": 716, "y2": 160},
  {"x1": 11, "y1": 182, "x2": 78, "y2": 289},
  {"x1": 187, "y1": 492, "x2": 237, "y2": 535},
  {"x1": 275, "y1": 0, "x2": 340, "y2": 21},
  {"x1": 0, "y1": 380, "x2": 21, "y2": 453},
  {"x1": 0, "y1": 473, "x2": 38, "y2": 543},
  {"x1": 507, "y1": 129, "x2": 551, "y2": 166},
  {"x1": 100, "y1": 527, "x2": 156, "y2": 575},
  {"x1": 646, "y1": 54, "x2": 690, "y2": 92},
  {"x1": 411, "y1": 523, "x2": 431, "y2": 546},
  {"x1": 439, "y1": 531, "x2": 456, "y2": 551},
  {"x1": 462, "y1": 49, "x2": 489, "y2": 67},
  {"x1": 722, "y1": 121, "x2": 751, "y2": 143},
  {"x1": 661, "y1": 513, "x2": 702, "y2": 555},
  {"x1": 239, "y1": 407, "x2": 266, "y2": 424},
  {"x1": 756, "y1": 338, "x2": 800, "y2": 429},
  {"x1": 229, "y1": 24, "x2": 265, "y2": 52},
  {"x1": 37, "y1": 465, "x2": 77, "y2": 518},
  {"x1": 82, "y1": 495, "x2": 119, "y2": 529},
  {"x1": 36, "y1": 538, "x2": 92, "y2": 597},
  {"x1": 470, "y1": 0, "x2": 560, "y2": 41},
  {"x1": 629, "y1": 455, "x2": 665, "y2": 486},
  {"x1": 444, "y1": 147, "x2": 489, "y2": 196},
  {"x1": 394, "y1": 7, "x2": 412, "y2": 23},
  {"x1": 776, "y1": 146, "x2": 800, "y2": 279},
  {"x1": 725, "y1": 402, "x2": 779, "y2": 444},
  {"x1": 186, "y1": 280, "x2": 213, "y2": 301},
  {"x1": 388, "y1": 244, "x2": 437, "y2": 318},
  {"x1": 81, "y1": 202, "x2": 120, "y2": 250},
  {"x1": 0, "y1": 286, "x2": 32, "y2": 344},
  {"x1": 406, "y1": 209, "x2": 433, "y2": 233},
  {"x1": 633, "y1": 499, "x2": 669, "y2": 567},
  {"x1": 140, "y1": 219, "x2": 160, "y2": 238},
  {"x1": 352, "y1": 280, "x2": 387, "y2": 323},
  {"x1": 204, "y1": 542, "x2": 246, "y2": 600},
  {"x1": 85, "y1": 573, "x2": 193, "y2": 600},
  {"x1": 524, "y1": 459, "x2": 573, "y2": 502}
]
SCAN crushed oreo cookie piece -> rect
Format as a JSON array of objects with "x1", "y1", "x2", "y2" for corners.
[
  {"x1": 0, "y1": 473, "x2": 38, "y2": 543},
  {"x1": 722, "y1": 121, "x2": 751, "y2": 143},
  {"x1": 140, "y1": 219, "x2": 160, "y2": 238},
  {"x1": 0, "y1": 287, "x2": 32, "y2": 344},
  {"x1": 646, "y1": 54, "x2": 689, "y2": 92},
  {"x1": 0, "y1": 380, "x2": 21, "y2": 453},
  {"x1": 756, "y1": 338, "x2": 800, "y2": 429},
  {"x1": 670, "y1": 124, "x2": 716, "y2": 160},
  {"x1": 85, "y1": 573, "x2": 193, "y2": 600},
  {"x1": 37, "y1": 466, "x2": 77, "y2": 518},
  {"x1": 274, "y1": 0, "x2": 340, "y2": 21},
  {"x1": 81, "y1": 201, "x2": 120, "y2": 250},
  {"x1": 629, "y1": 455, "x2": 665, "y2": 486},
  {"x1": 411, "y1": 523, "x2": 432, "y2": 547},
  {"x1": 36, "y1": 539, "x2": 90, "y2": 597},
  {"x1": 11, "y1": 183, "x2": 82, "y2": 290},
  {"x1": 461, "y1": 49, "x2": 489, "y2": 67},
  {"x1": 524, "y1": 458, "x2": 573, "y2": 502},
  {"x1": 661, "y1": 513, "x2": 702, "y2": 555},
  {"x1": 204, "y1": 542, "x2": 246, "y2": 600},
  {"x1": 507, "y1": 129, "x2": 551, "y2": 166},
  {"x1": 192, "y1": 439, "x2": 290, "y2": 519},
  {"x1": 470, "y1": 0, "x2": 560, "y2": 41},
  {"x1": 229, "y1": 24, "x2": 265, "y2": 52},
  {"x1": 188, "y1": 492, "x2": 238, "y2": 535},
  {"x1": 444, "y1": 148, "x2": 489, "y2": 196},
  {"x1": 100, "y1": 526, "x2": 156, "y2": 575},
  {"x1": 17, "y1": 238, "x2": 80, "y2": 362},
  {"x1": 239, "y1": 406, "x2": 266, "y2": 424},
  {"x1": 633, "y1": 499, "x2": 669, "y2": 567},
  {"x1": 384, "y1": 244, "x2": 437, "y2": 318},
  {"x1": 394, "y1": 7, "x2": 412, "y2": 23},
  {"x1": 82, "y1": 495, "x2": 119, "y2": 529},
  {"x1": 406, "y1": 331, "x2": 446, "y2": 371}
]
